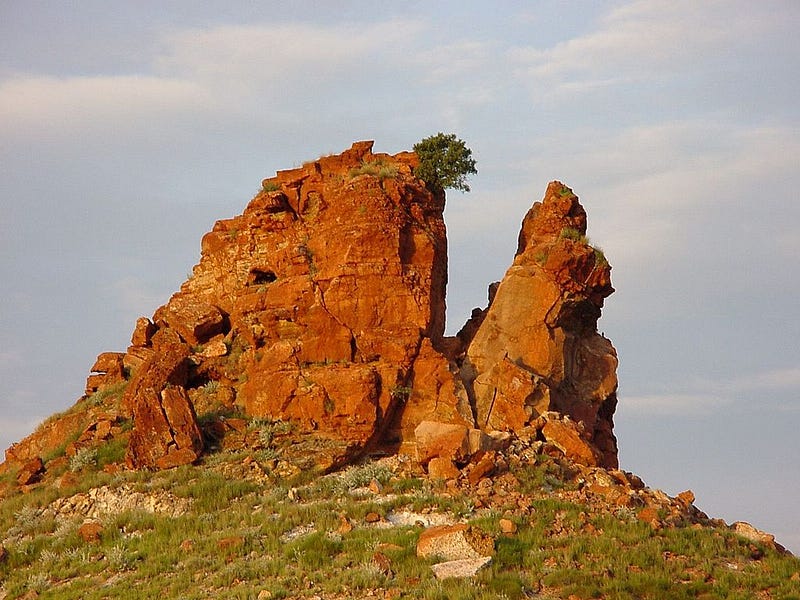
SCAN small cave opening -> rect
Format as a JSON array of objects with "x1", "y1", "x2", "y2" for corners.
[{"x1": 248, "y1": 269, "x2": 277, "y2": 286}]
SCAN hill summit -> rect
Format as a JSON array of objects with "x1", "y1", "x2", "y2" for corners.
[
  {"x1": 2, "y1": 141, "x2": 618, "y2": 475},
  {"x1": 1, "y1": 142, "x2": 796, "y2": 599}
]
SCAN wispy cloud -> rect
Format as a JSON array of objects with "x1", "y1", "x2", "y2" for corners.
[
  {"x1": 509, "y1": 0, "x2": 765, "y2": 89},
  {"x1": 518, "y1": 121, "x2": 800, "y2": 273},
  {"x1": 153, "y1": 19, "x2": 427, "y2": 102},
  {"x1": 712, "y1": 367, "x2": 800, "y2": 395}
]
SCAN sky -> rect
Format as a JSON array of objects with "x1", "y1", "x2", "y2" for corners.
[{"x1": 1, "y1": 1, "x2": 798, "y2": 553}]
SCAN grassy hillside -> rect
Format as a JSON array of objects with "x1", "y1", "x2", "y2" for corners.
[{"x1": 1, "y1": 421, "x2": 798, "y2": 600}]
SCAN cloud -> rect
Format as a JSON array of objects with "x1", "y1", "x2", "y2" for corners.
[
  {"x1": 415, "y1": 41, "x2": 496, "y2": 82},
  {"x1": 732, "y1": 367, "x2": 800, "y2": 391},
  {"x1": 517, "y1": 121, "x2": 800, "y2": 274},
  {"x1": 0, "y1": 18, "x2": 436, "y2": 143},
  {"x1": 621, "y1": 393, "x2": 731, "y2": 416},
  {"x1": 154, "y1": 20, "x2": 426, "y2": 97},
  {"x1": 705, "y1": 367, "x2": 800, "y2": 405},
  {"x1": 509, "y1": 1, "x2": 764, "y2": 86},
  {"x1": 0, "y1": 75, "x2": 210, "y2": 136}
]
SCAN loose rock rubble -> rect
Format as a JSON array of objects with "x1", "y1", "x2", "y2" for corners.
[{"x1": 44, "y1": 484, "x2": 191, "y2": 522}]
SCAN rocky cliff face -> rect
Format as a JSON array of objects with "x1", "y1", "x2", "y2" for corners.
[
  {"x1": 462, "y1": 182, "x2": 618, "y2": 468},
  {"x1": 1, "y1": 142, "x2": 619, "y2": 479}
]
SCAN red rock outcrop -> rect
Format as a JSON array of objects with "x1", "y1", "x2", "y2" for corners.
[
  {"x1": 125, "y1": 386, "x2": 203, "y2": 469},
  {"x1": 461, "y1": 181, "x2": 619, "y2": 468},
  {"x1": 173, "y1": 142, "x2": 451, "y2": 460},
  {"x1": 2, "y1": 145, "x2": 620, "y2": 477},
  {"x1": 85, "y1": 352, "x2": 126, "y2": 395}
]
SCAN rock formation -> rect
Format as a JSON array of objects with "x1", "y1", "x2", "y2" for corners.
[
  {"x1": 1, "y1": 141, "x2": 619, "y2": 477},
  {"x1": 461, "y1": 181, "x2": 618, "y2": 467},
  {"x1": 3, "y1": 143, "x2": 796, "y2": 594}
]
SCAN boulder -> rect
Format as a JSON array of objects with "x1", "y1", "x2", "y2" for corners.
[
  {"x1": 85, "y1": 352, "x2": 128, "y2": 394},
  {"x1": 153, "y1": 297, "x2": 226, "y2": 346},
  {"x1": 2, "y1": 148, "x2": 624, "y2": 478},
  {"x1": 4, "y1": 409, "x2": 90, "y2": 473},
  {"x1": 125, "y1": 386, "x2": 203, "y2": 469},
  {"x1": 466, "y1": 451, "x2": 497, "y2": 485},
  {"x1": 78, "y1": 521, "x2": 103, "y2": 543},
  {"x1": 90, "y1": 352, "x2": 126, "y2": 377},
  {"x1": 541, "y1": 418, "x2": 599, "y2": 467},
  {"x1": 414, "y1": 421, "x2": 470, "y2": 466},
  {"x1": 731, "y1": 521, "x2": 778, "y2": 550},
  {"x1": 427, "y1": 456, "x2": 460, "y2": 480},
  {"x1": 416, "y1": 524, "x2": 494, "y2": 561},
  {"x1": 431, "y1": 556, "x2": 492, "y2": 579},
  {"x1": 65, "y1": 417, "x2": 118, "y2": 457},
  {"x1": 499, "y1": 518, "x2": 517, "y2": 534},
  {"x1": 386, "y1": 339, "x2": 474, "y2": 444},
  {"x1": 121, "y1": 329, "x2": 190, "y2": 416},
  {"x1": 175, "y1": 142, "x2": 450, "y2": 456},
  {"x1": 131, "y1": 317, "x2": 156, "y2": 347},
  {"x1": 16, "y1": 456, "x2": 44, "y2": 486}
]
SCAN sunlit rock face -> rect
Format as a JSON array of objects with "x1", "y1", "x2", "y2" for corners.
[
  {"x1": 461, "y1": 181, "x2": 618, "y2": 468},
  {"x1": 2, "y1": 146, "x2": 619, "y2": 473}
]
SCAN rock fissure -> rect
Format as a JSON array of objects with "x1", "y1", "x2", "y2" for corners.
[{"x1": 314, "y1": 278, "x2": 359, "y2": 363}]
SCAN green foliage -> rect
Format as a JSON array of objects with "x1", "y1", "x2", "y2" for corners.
[
  {"x1": 558, "y1": 226, "x2": 588, "y2": 244},
  {"x1": 390, "y1": 385, "x2": 413, "y2": 401},
  {"x1": 261, "y1": 180, "x2": 281, "y2": 192},
  {"x1": 558, "y1": 227, "x2": 609, "y2": 267},
  {"x1": 336, "y1": 461, "x2": 395, "y2": 492},
  {"x1": 593, "y1": 245, "x2": 609, "y2": 267},
  {"x1": 95, "y1": 435, "x2": 128, "y2": 467},
  {"x1": 558, "y1": 184, "x2": 574, "y2": 197},
  {"x1": 68, "y1": 447, "x2": 97, "y2": 472},
  {"x1": 87, "y1": 380, "x2": 129, "y2": 407},
  {"x1": 251, "y1": 418, "x2": 294, "y2": 448},
  {"x1": 413, "y1": 132, "x2": 477, "y2": 192},
  {"x1": 533, "y1": 249, "x2": 549, "y2": 266},
  {"x1": 175, "y1": 470, "x2": 259, "y2": 513}
]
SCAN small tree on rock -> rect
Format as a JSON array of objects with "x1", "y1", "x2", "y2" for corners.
[{"x1": 413, "y1": 133, "x2": 477, "y2": 193}]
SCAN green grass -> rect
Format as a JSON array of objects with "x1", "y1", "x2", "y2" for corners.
[
  {"x1": 558, "y1": 184, "x2": 574, "y2": 197},
  {"x1": 557, "y1": 227, "x2": 609, "y2": 269},
  {"x1": 533, "y1": 249, "x2": 549, "y2": 265},
  {"x1": 1, "y1": 449, "x2": 798, "y2": 600},
  {"x1": 593, "y1": 245, "x2": 609, "y2": 267},
  {"x1": 262, "y1": 180, "x2": 281, "y2": 192},
  {"x1": 558, "y1": 226, "x2": 588, "y2": 244},
  {"x1": 86, "y1": 380, "x2": 129, "y2": 407}
]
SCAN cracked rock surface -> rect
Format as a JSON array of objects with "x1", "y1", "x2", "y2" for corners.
[{"x1": 3, "y1": 143, "x2": 620, "y2": 473}]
